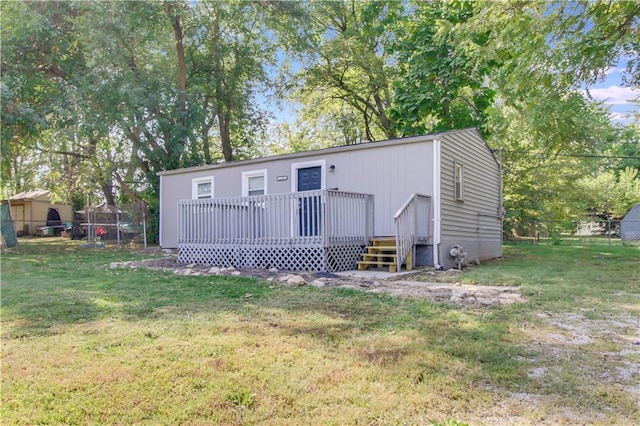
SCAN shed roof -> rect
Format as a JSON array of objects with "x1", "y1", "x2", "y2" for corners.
[
  {"x1": 622, "y1": 204, "x2": 640, "y2": 221},
  {"x1": 8, "y1": 190, "x2": 51, "y2": 201}
]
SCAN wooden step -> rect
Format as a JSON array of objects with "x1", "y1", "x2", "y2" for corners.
[
  {"x1": 363, "y1": 252, "x2": 397, "y2": 259},
  {"x1": 371, "y1": 237, "x2": 396, "y2": 246},
  {"x1": 359, "y1": 237, "x2": 398, "y2": 272},
  {"x1": 365, "y1": 245, "x2": 397, "y2": 252},
  {"x1": 358, "y1": 237, "x2": 414, "y2": 273},
  {"x1": 362, "y1": 254, "x2": 397, "y2": 262},
  {"x1": 357, "y1": 260, "x2": 397, "y2": 273}
]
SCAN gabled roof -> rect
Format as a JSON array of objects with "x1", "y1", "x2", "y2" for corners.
[{"x1": 622, "y1": 204, "x2": 640, "y2": 221}]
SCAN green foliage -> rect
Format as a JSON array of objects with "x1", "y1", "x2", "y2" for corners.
[
  {"x1": 290, "y1": 0, "x2": 402, "y2": 142},
  {"x1": 431, "y1": 420, "x2": 469, "y2": 426},
  {"x1": 225, "y1": 389, "x2": 256, "y2": 409},
  {"x1": 391, "y1": 0, "x2": 494, "y2": 135},
  {"x1": 436, "y1": 0, "x2": 639, "y2": 228},
  {"x1": 1, "y1": 0, "x2": 638, "y2": 231},
  {"x1": 578, "y1": 167, "x2": 640, "y2": 219},
  {"x1": 1, "y1": 0, "x2": 305, "y2": 220}
]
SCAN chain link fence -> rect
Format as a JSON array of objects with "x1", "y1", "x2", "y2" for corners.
[
  {"x1": 10, "y1": 202, "x2": 149, "y2": 248},
  {"x1": 505, "y1": 219, "x2": 640, "y2": 246},
  {"x1": 79, "y1": 202, "x2": 148, "y2": 248}
]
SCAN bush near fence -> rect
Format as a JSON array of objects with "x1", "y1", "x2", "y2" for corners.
[{"x1": 505, "y1": 219, "x2": 640, "y2": 246}]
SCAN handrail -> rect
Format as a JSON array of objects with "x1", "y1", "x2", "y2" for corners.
[
  {"x1": 178, "y1": 190, "x2": 374, "y2": 247},
  {"x1": 394, "y1": 193, "x2": 431, "y2": 272},
  {"x1": 393, "y1": 193, "x2": 417, "y2": 220}
]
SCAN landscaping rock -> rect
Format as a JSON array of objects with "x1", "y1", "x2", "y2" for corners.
[
  {"x1": 122, "y1": 257, "x2": 526, "y2": 308},
  {"x1": 310, "y1": 279, "x2": 326, "y2": 288},
  {"x1": 498, "y1": 293, "x2": 526, "y2": 305},
  {"x1": 451, "y1": 287, "x2": 470, "y2": 299},
  {"x1": 278, "y1": 274, "x2": 292, "y2": 282},
  {"x1": 476, "y1": 297, "x2": 497, "y2": 306},
  {"x1": 450, "y1": 295, "x2": 463, "y2": 304},
  {"x1": 286, "y1": 275, "x2": 306, "y2": 286}
]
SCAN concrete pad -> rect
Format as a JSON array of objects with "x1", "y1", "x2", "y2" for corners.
[{"x1": 335, "y1": 269, "x2": 418, "y2": 280}]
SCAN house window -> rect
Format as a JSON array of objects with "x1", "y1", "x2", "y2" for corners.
[
  {"x1": 192, "y1": 177, "x2": 213, "y2": 199},
  {"x1": 454, "y1": 162, "x2": 463, "y2": 201},
  {"x1": 242, "y1": 170, "x2": 267, "y2": 196}
]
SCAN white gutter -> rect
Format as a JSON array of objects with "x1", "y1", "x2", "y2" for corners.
[{"x1": 432, "y1": 139, "x2": 442, "y2": 269}]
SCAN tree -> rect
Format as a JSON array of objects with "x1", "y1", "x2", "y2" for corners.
[
  {"x1": 2, "y1": 0, "x2": 309, "y2": 240},
  {"x1": 390, "y1": 0, "x2": 494, "y2": 136},
  {"x1": 291, "y1": 0, "x2": 402, "y2": 142},
  {"x1": 398, "y1": 0, "x2": 639, "y2": 230}
]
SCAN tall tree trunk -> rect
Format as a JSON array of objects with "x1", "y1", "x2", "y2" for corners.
[
  {"x1": 218, "y1": 109, "x2": 233, "y2": 162},
  {"x1": 101, "y1": 183, "x2": 116, "y2": 206},
  {"x1": 211, "y1": 11, "x2": 233, "y2": 162},
  {"x1": 168, "y1": 4, "x2": 187, "y2": 111}
]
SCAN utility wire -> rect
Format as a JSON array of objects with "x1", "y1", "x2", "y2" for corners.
[{"x1": 556, "y1": 154, "x2": 640, "y2": 160}]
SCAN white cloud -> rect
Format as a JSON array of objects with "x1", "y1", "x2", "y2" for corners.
[
  {"x1": 586, "y1": 85, "x2": 639, "y2": 105},
  {"x1": 609, "y1": 111, "x2": 630, "y2": 122}
]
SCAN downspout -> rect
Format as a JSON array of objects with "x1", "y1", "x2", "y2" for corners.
[
  {"x1": 159, "y1": 175, "x2": 164, "y2": 248},
  {"x1": 432, "y1": 139, "x2": 442, "y2": 269}
]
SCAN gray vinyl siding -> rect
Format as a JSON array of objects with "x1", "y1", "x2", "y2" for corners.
[
  {"x1": 621, "y1": 205, "x2": 640, "y2": 241},
  {"x1": 160, "y1": 135, "x2": 437, "y2": 248},
  {"x1": 439, "y1": 129, "x2": 502, "y2": 269}
]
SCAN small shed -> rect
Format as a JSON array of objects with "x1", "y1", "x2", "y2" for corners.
[
  {"x1": 6, "y1": 190, "x2": 73, "y2": 236},
  {"x1": 621, "y1": 204, "x2": 640, "y2": 241}
]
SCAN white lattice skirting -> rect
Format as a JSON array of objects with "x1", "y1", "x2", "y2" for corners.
[
  {"x1": 178, "y1": 243, "x2": 365, "y2": 272},
  {"x1": 622, "y1": 231, "x2": 640, "y2": 241}
]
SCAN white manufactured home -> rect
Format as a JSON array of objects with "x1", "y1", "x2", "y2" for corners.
[{"x1": 158, "y1": 128, "x2": 503, "y2": 271}]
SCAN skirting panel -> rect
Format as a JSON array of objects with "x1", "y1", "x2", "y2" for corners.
[
  {"x1": 622, "y1": 231, "x2": 640, "y2": 241},
  {"x1": 178, "y1": 243, "x2": 365, "y2": 272},
  {"x1": 324, "y1": 244, "x2": 367, "y2": 272}
]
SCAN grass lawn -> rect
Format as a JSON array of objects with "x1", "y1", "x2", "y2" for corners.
[{"x1": 2, "y1": 239, "x2": 639, "y2": 425}]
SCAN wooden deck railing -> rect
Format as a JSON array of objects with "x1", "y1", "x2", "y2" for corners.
[
  {"x1": 393, "y1": 193, "x2": 431, "y2": 271},
  {"x1": 178, "y1": 190, "x2": 374, "y2": 247}
]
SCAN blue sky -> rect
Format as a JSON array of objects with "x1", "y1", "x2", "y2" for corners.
[
  {"x1": 584, "y1": 62, "x2": 639, "y2": 124},
  {"x1": 265, "y1": 55, "x2": 639, "y2": 129}
]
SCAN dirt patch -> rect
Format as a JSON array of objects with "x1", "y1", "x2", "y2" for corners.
[
  {"x1": 528, "y1": 311, "x2": 640, "y2": 405},
  {"x1": 112, "y1": 252, "x2": 525, "y2": 307}
]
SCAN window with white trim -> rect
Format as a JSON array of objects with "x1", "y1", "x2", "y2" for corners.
[
  {"x1": 454, "y1": 162, "x2": 464, "y2": 201},
  {"x1": 192, "y1": 177, "x2": 214, "y2": 199},
  {"x1": 242, "y1": 170, "x2": 267, "y2": 196}
]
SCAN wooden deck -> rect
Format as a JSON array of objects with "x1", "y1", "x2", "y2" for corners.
[{"x1": 177, "y1": 190, "x2": 374, "y2": 272}]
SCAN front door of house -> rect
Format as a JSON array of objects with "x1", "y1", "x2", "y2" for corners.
[{"x1": 297, "y1": 166, "x2": 322, "y2": 236}]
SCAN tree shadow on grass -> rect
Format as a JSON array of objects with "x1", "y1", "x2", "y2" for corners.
[{"x1": 3, "y1": 265, "x2": 526, "y2": 393}]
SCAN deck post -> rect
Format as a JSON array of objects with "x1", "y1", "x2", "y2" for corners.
[{"x1": 177, "y1": 190, "x2": 374, "y2": 272}]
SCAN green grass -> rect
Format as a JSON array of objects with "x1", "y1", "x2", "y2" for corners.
[{"x1": 2, "y1": 238, "x2": 639, "y2": 425}]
